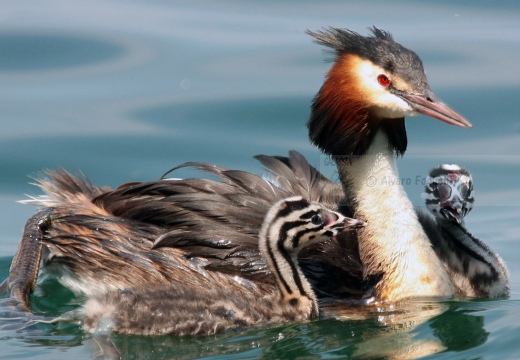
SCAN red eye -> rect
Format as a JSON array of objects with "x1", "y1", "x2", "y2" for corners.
[{"x1": 377, "y1": 74, "x2": 390, "y2": 87}]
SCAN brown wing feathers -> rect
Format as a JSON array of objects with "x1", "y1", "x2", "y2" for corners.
[{"x1": 29, "y1": 152, "x2": 364, "y2": 295}]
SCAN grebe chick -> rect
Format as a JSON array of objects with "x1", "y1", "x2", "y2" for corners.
[
  {"x1": 81, "y1": 197, "x2": 364, "y2": 336},
  {"x1": 6, "y1": 27, "x2": 472, "y2": 313},
  {"x1": 419, "y1": 164, "x2": 510, "y2": 298}
]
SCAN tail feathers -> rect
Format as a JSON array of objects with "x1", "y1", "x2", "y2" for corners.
[{"x1": 20, "y1": 169, "x2": 111, "y2": 207}]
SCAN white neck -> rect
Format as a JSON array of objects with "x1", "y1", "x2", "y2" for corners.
[{"x1": 338, "y1": 131, "x2": 455, "y2": 301}]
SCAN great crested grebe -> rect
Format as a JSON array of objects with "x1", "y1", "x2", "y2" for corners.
[
  {"x1": 418, "y1": 164, "x2": 510, "y2": 298},
  {"x1": 5, "y1": 27, "x2": 472, "y2": 314},
  {"x1": 77, "y1": 197, "x2": 364, "y2": 336},
  {"x1": 303, "y1": 27, "x2": 471, "y2": 301}
]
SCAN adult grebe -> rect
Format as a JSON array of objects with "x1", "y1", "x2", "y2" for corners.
[
  {"x1": 5, "y1": 27, "x2": 471, "y2": 313},
  {"x1": 418, "y1": 164, "x2": 510, "y2": 298}
]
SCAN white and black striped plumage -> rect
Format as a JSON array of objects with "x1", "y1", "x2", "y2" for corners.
[
  {"x1": 80, "y1": 197, "x2": 364, "y2": 336},
  {"x1": 419, "y1": 165, "x2": 510, "y2": 298}
]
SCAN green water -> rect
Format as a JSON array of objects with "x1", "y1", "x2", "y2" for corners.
[{"x1": 1, "y1": 0, "x2": 520, "y2": 359}]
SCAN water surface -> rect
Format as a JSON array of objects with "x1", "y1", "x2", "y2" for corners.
[{"x1": 1, "y1": 1, "x2": 520, "y2": 359}]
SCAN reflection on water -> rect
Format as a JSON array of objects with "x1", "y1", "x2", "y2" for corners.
[
  {"x1": 321, "y1": 299, "x2": 448, "y2": 359},
  {"x1": 430, "y1": 304, "x2": 488, "y2": 351},
  {"x1": 329, "y1": 299, "x2": 490, "y2": 359}
]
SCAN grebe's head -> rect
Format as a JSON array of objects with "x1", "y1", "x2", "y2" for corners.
[
  {"x1": 307, "y1": 27, "x2": 471, "y2": 157},
  {"x1": 261, "y1": 196, "x2": 365, "y2": 252},
  {"x1": 423, "y1": 164, "x2": 474, "y2": 224}
]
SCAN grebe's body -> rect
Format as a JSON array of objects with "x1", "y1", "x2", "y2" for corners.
[
  {"x1": 80, "y1": 197, "x2": 364, "y2": 336},
  {"x1": 418, "y1": 165, "x2": 510, "y2": 298},
  {"x1": 5, "y1": 27, "x2": 472, "y2": 315}
]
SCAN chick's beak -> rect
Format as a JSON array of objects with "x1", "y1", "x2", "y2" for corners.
[
  {"x1": 327, "y1": 215, "x2": 366, "y2": 232},
  {"x1": 441, "y1": 197, "x2": 464, "y2": 224},
  {"x1": 343, "y1": 217, "x2": 367, "y2": 230}
]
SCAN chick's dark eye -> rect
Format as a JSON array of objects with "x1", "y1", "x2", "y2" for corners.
[
  {"x1": 438, "y1": 183, "x2": 452, "y2": 201},
  {"x1": 311, "y1": 214, "x2": 322, "y2": 225},
  {"x1": 459, "y1": 184, "x2": 468, "y2": 199},
  {"x1": 377, "y1": 74, "x2": 391, "y2": 87}
]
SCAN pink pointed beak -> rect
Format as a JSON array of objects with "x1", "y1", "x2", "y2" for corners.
[
  {"x1": 325, "y1": 212, "x2": 366, "y2": 232},
  {"x1": 400, "y1": 91, "x2": 472, "y2": 128}
]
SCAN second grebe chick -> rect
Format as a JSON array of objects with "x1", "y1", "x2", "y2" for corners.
[
  {"x1": 80, "y1": 197, "x2": 365, "y2": 336},
  {"x1": 420, "y1": 165, "x2": 510, "y2": 298}
]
